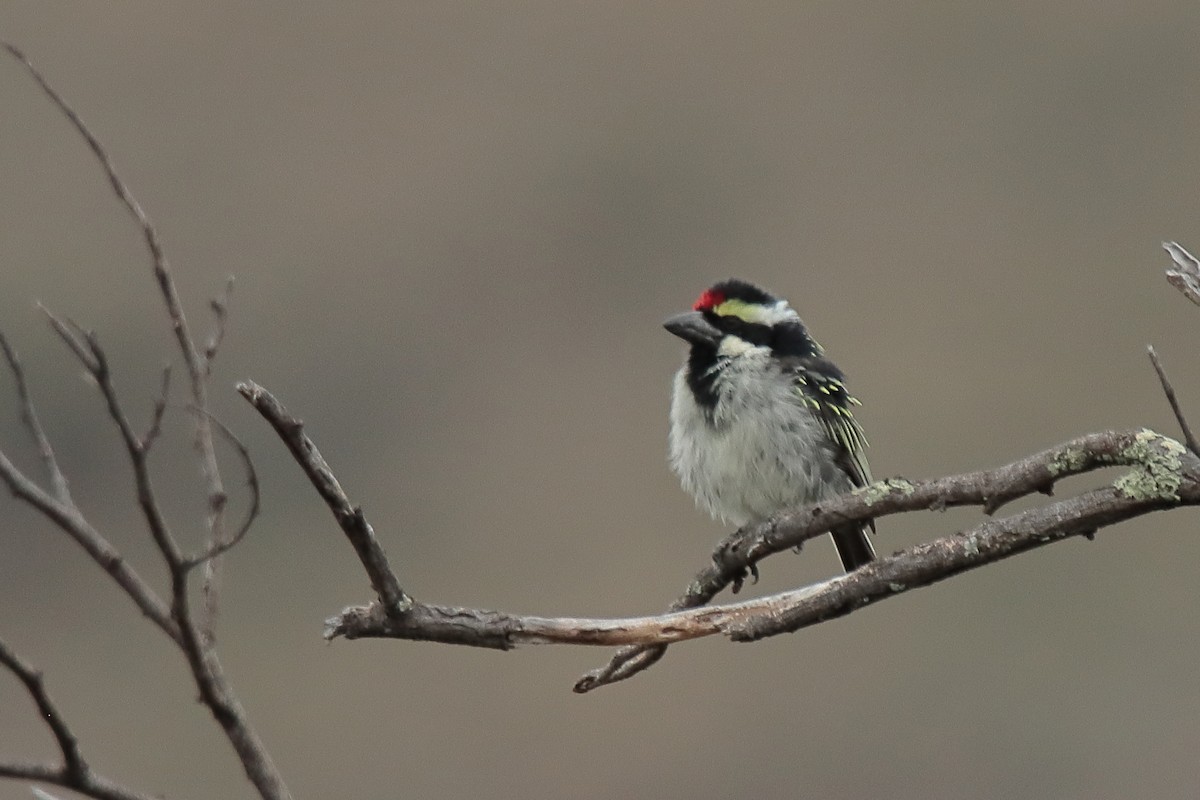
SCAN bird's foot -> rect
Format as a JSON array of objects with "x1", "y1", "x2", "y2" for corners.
[{"x1": 715, "y1": 529, "x2": 768, "y2": 594}]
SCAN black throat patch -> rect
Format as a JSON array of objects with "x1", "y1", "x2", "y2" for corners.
[{"x1": 684, "y1": 343, "x2": 724, "y2": 416}]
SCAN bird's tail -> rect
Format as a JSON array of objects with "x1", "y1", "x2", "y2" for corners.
[{"x1": 831, "y1": 524, "x2": 876, "y2": 572}]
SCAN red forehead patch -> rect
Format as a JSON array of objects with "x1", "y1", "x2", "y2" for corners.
[{"x1": 693, "y1": 288, "x2": 725, "y2": 311}]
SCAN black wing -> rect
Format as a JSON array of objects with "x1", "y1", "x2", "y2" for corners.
[
  {"x1": 786, "y1": 355, "x2": 871, "y2": 490},
  {"x1": 785, "y1": 353, "x2": 877, "y2": 569}
]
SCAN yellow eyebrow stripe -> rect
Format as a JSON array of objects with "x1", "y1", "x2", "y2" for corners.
[{"x1": 713, "y1": 298, "x2": 764, "y2": 322}]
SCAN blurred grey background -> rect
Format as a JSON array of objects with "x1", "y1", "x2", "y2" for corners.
[{"x1": 2, "y1": 4, "x2": 1199, "y2": 799}]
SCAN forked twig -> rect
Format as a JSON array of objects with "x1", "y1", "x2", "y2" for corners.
[
  {"x1": 0, "y1": 638, "x2": 160, "y2": 800},
  {"x1": 0, "y1": 638, "x2": 85, "y2": 779},
  {"x1": 37, "y1": 304, "x2": 98, "y2": 373}
]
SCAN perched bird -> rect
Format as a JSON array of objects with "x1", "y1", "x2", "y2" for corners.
[{"x1": 664, "y1": 278, "x2": 875, "y2": 571}]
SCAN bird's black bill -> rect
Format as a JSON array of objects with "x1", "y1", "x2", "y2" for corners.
[{"x1": 663, "y1": 310, "x2": 722, "y2": 347}]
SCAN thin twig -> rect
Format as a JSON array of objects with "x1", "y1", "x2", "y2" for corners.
[
  {"x1": 141, "y1": 363, "x2": 172, "y2": 451},
  {"x1": 203, "y1": 276, "x2": 235, "y2": 376},
  {"x1": 1147, "y1": 346, "x2": 1200, "y2": 456},
  {"x1": 237, "y1": 381, "x2": 412, "y2": 613},
  {"x1": 37, "y1": 305, "x2": 98, "y2": 373},
  {"x1": 61, "y1": 319, "x2": 186, "y2": 573},
  {"x1": 182, "y1": 408, "x2": 261, "y2": 569},
  {"x1": 0, "y1": 332, "x2": 72, "y2": 504}
]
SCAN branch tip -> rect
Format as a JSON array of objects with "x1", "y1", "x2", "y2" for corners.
[
  {"x1": 1146, "y1": 346, "x2": 1200, "y2": 457},
  {"x1": 240, "y1": 381, "x2": 411, "y2": 613}
]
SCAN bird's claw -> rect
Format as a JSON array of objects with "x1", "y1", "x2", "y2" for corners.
[{"x1": 730, "y1": 561, "x2": 760, "y2": 594}]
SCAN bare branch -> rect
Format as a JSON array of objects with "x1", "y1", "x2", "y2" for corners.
[
  {"x1": 578, "y1": 428, "x2": 1192, "y2": 690},
  {"x1": 1147, "y1": 346, "x2": 1200, "y2": 456},
  {"x1": 322, "y1": 447, "x2": 1193, "y2": 660},
  {"x1": 43, "y1": 309, "x2": 187, "y2": 573},
  {"x1": 237, "y1": 381, "x2": 412, "y2": 613},
  {"x1": 270, "y1": 417, "x2": 1189, "y2": 689},
  {"x1": 242, "y1": 370, "x2": 1193, "y2": 688},
  {"x1": 0, "y1": 333, "x2": 72, "y2": 504},
  {"x1": 6, "y1": 44, "x2": 291, "y2": 800},
  {"x1": 1163, "y1": 240, "x2": 1200, "y2": 306},
  {"x1": 724, "y1": 479, "x2": 1182, "y2": 641},
  {"x1": 2, "y1": 45, "x2": 153, "y2": 250},
  {"x1": 0, "y1": 403, "x2": 178, "y2": 641},
  {"x1": 182, "y1": 409, "x2": 261, "y2": 569},
  {"x1": 0, "y1": 40, "x2": 231, "y2": 632}
]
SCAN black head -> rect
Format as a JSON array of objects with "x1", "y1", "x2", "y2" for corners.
[
  {"x1": 665, "y1": 279, "x2": 820, "y2": 357},
  {"x1": 665, "y1": 279, "x2": 823, "y2": 408}
]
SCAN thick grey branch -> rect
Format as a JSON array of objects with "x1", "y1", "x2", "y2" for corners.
[
  {"x1": 321, "y1": 439, "x2": 1193, "y2": 667},
  {"x1": 242, "y1": 372, "x2": 1194, "y2": 689},
  {"x1": 726, "y1": 481, "x2": 1187, "y2": 641},
  {"x1": 577, "y1": 428, "x2": 1192, "y2": 690}
]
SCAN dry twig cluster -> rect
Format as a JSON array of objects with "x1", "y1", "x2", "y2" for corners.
[{"x1": 0, "y1": 44, "x2": 291, "y2": 800}]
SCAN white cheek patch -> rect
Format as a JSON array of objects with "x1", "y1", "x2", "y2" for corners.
[{"x1": 717, "y1": 335, "x2": 767, "y2": 358}]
